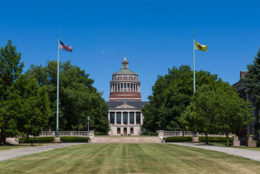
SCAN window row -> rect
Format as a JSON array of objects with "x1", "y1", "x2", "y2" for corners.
[
  {"x1": 113, "y1": 75, "x2": 137, "y2": 81},
  {"x1": 109, "y1": 112, "x2": 141, "y2": 124}
]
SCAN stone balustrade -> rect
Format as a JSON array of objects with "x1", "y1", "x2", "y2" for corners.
[
  {"x1": 39, "y1": 131, "x2": 91, "y2": 137},
  {"x1": 160, "y1": 131, "x2": 229, "y2": 137}
]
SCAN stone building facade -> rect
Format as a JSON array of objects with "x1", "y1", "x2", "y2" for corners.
[{"x1": 106, "y1": 56, "x2": 148, "y2": 135}]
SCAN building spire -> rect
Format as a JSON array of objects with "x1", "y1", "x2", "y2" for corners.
[{"x1": 122, "y1": 56, "x2": 128, "y2": 69}]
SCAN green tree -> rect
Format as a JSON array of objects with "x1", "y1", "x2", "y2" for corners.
[
  {"x1": 244, "y1": 49, "x2": 260, "y2": 139},
  {"x1": 0, "y1": 40, "x2": 24, "y2": 144},
  {"x1": 181, "y1": 80, "x2": 253, "y2": 146},
  {"x1": 142, "y1": 65, "x2": 217, "y2": 132},
  {"x1": 180, "y1": 84, "x2": 218, "y2": 144},
  {"x1": 26, "y1": 61, "x2": 109, "y2": 133},
  {"x1": 10, "y1": 75, "x2": 51, "y2": 142}
]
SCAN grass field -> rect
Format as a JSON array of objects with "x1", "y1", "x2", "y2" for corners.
[
  {"x1": 0, "y1": 143, "x2": 260, "y2": 174},
  {"x1": 0, "y1": 145, "x2": 25, "y2": 151},
  {"x1": 0, "y1": 144, "x2": 46, "y2": 152}
]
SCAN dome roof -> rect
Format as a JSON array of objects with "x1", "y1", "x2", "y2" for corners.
[{"x1": 113, "y1": 56, "x2": 137, "y2": 75}]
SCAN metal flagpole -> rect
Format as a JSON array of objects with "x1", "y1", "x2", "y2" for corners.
[
  {"x1": 192, "y1": 29, "x2": 199, "y2": 142},
  {"x1": 56, "y1": 29, "x2": 60, "y2": 139},
  {"x1": 193, "y1": 29, "x2": 196, "y2": 94}
]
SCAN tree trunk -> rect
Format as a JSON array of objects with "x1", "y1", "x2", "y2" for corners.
[
  {"x1": 1, "y1": 129, "x2": 6, "y2": 145},
  {"x1": 26, "y1": 133, "x2": 29, "y2": 143},
  {"x1": 225, "y1": 133, "x2": 229, "y2": 146},
  {"x1": 256, "y1": 108, "x2": 259, "y2": 139},
  {"x1": 205, "y1": 132, "x2": 209, "y2": 144}
]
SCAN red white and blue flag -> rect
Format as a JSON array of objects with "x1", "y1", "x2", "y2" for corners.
[{"x1": 59, "y1": 40, "x2": 72, "y2": 52}]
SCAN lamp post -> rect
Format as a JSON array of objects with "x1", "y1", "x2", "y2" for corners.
[{"x1": 88, "y1": 116, "x2": 90, "y2": 132}]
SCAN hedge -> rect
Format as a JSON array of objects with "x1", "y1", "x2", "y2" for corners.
[
  {"x1": 19, "y1": 136, "x2": 88, "y2": 143},
  {"x1": 165, "y1": 136, "x2": 232, "y2": 143},
  {"x1": 165, "y1": 136, "x2": 192, "y2": 142}
]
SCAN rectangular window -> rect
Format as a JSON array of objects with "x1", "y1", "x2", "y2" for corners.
[
  {"x1": 136, "y1": 112, "x2": 141, "y2": 124},
  {"x1": 130, "y1": 128, "x2": 134, "y2": 134},
  {"x1": 123, "y1": 112, "x2": 128, "y2": 124},
  {"x1": 110, "y1": 112, "x2": 115, "y2": 124},
  {"x1": 124, "y1": 83, "x2": 126, "y2": 92},
  {"x1": 117, "y1": 112, "x2": 121, "y2": 124},
  {"x1": 117, "y1": 128, "x2": 120, "y2": 134},
  {"x1": 130, "y1": 112, "x2": 134, "y2": 124}
]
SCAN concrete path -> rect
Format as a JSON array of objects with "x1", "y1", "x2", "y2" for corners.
[
  {"x1": 0, "y1": 143, "x2": 84, "y2": 162},
  {"x1": 169, "y1": 142, "x2": 260, "y2": 162}
]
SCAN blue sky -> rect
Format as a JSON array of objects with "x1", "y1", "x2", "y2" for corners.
[{"x1": 0, "y1": 0, "x2": 259, "y2": 101}]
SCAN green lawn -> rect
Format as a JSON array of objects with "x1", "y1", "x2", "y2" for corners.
[
  {"x1": 210, "y1": 143, "x2": 260, "y2": 151},
  {"x1": 0, "y1": 144, "x2": 45, "y2": 152},
  {"x1": 0, "y1": 145, "x2": 25, "y2": 151},
  {"x1": 0, "y1": 144, "x2": 260, "y2": 174}
]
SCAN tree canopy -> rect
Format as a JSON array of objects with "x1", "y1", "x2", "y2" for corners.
[
  {"x1": 0, "y1": 40, "x2": 24, "y2": 144},
  {"x1": 180, "y1": 80, "x2": 253, "y2": 145},
  {"x1": 244, "y1": 49, "x2": 260, "y2": 138},
  {"x1": 0, "y1": 40, "x2": 108, "y2": 144},
  {"x1": 142, "y1": 65, "x2": 218, "y2": 132},
  {"x1": 26, "y1": 61, "x2": 109, "y2": 133}
]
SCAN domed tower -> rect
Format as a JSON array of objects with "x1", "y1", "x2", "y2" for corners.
[{"x1": 109, "y1": 56, "x2": 141, "y2": 102}]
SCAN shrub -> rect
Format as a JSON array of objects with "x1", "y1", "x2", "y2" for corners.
[
  {"x1": 165, "y1": 136, "x2": 232, "y2": 143},
  {"x1": 19, "y1": 137, "x2": 54, "y2": 143},
  {"x1": 95, "y1": 131, "x2": 108, "y2": 136},
  {"x1": 61, "y1": 136, "x2": 88, "y2": 142},
  {"x1": 19, "y1": 136, "x2": 88, "y2": 143},
  {"x1": 165, "y1": 136, "x2": 192, "y2": 142},
  {"x1": 142, "y1": 130, "x2": 158, "y2": 136},
  {"x1": 199, "y1": 136, "x2": 232, "y2": 143},
  {"x1": 257, "y1": 140, "x2": 260, "y2": 147}
]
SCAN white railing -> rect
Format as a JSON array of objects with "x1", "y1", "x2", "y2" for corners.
[
  {"x1": 162, "y1": 131, "x2": 228, "y2": 137},
  {"x1": 39, "y1": 131, "x2": 90, "y2": 137}
]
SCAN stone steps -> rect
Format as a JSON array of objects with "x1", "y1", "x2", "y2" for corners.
[{"x1": 91, "y1": 136, "x2": 161, "y2": 143}]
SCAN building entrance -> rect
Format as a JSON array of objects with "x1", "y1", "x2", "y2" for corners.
[
  {"x1": 124, "y1": 128, "x2": 127, "y2": 135},
  {"x1": 130, "y1": 128, "x2": 134, "y2": 134}
]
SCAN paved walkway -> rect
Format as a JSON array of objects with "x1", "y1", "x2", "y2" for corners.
[
  {"x1": 0, "y1": 143, "x2": 84, "y2": 162},
  {"x1": 170, "y1": 142, "x2": 260, "y2": 162}
]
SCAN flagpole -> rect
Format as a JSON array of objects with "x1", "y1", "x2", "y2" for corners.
[
  {"x1": 193, "y1": 29, "x2": 196, "y2": 94},
  {"x1": 56, "y1": 29, "x2": 60, "y2": 140},
  {"x1": 192, "y1": 29, "x2": 199, "y2": 142}
]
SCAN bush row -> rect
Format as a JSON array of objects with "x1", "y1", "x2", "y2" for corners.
[
  {"x1": 19, "y1": 136, "x2": 89, "y2": 143},
  {"x1": 165, "y1": 136, "x2": 232, "y2": 143}
]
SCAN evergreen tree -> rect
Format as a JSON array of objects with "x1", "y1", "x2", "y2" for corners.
[{"x1": 245, "y1": 49, "x2": 260, "y2": 139}]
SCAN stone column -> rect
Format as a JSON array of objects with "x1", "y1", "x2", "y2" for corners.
[
  {"x1": 134, "y1": 112, "x2": 136, "y2": 125},
  {"x1": 114, "y1": 112, "x2": 117, "y2": 125},
  {"x1": 108, "y1": 112, "x2": 110, "y2": 124},
  {"x1": 127, "y1": 112, "x2": 130, "y2": 125},
  {"x1": 121, "y1": 111, "x2": 123, "y2": 125},
  {"x1": 140, "y1": 112, "x2": 143, "y2": 125}
]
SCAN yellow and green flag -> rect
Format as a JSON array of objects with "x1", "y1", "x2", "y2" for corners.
[{"x1": 195, "y1": 41, "x2": 207, "y2": 51}]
